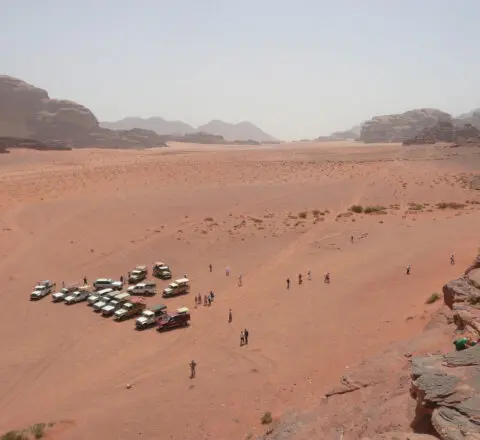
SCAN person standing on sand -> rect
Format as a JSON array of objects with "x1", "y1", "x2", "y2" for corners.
[
  {"x1": 209, "y1": 264, "x2": 213, "y2": 272},
  {"x1": 189, "y1": 360, "x2": 196, "y2": 378},
  {"x1": 244, "y1": 328, "x2": 249, "y2": 345},
  {"x1": 204, "y1": 295, "x2": 208, "y2": 306},
  {"x1": 226, "y1": 267, "x2": 230, "y2": 276},
  {"x1": 238, "y1": 274, "x2": 243, "y2": 287},
  {"x1": 406, "y1": 264, "x2": 411, "y2": 275},
  {"x1": 120, "y1": 275, "x2": 124, "y2": 284},
  {"x1": 298, "y1": 273, "x2": 303, "y2": 285},
  {"x1": 307, "y1": 270, "x2": 311, "y2": 281},
  {"x1": 240, "y1": 331, "x2": 245, "y2": 346},
  {"x1": 350, "y1": 235, "x2": 354, "y2": 244},
  {"x1": 83, "y1": 276, "x2": 87, "y2": 285},
  {"x1": 228, "y1": 309, "x2": 233, "y2": 323},
  {"x1": 62, "y1": 281, "x2": 65, "y2": 288},
  {"x1": 197, "y1": 293, "x2": 202, "y2": 305},
  {"x1": 286, "y1": 278, "x2": 290, "y2": 289},
  {"x1": 324, "y1": 272, "x2": 330, "y2": 284},
  {"x1": 450, "y1": 254, "x2": 455, "y2": 265}
]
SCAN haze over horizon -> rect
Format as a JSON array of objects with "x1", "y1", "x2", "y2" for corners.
[{"x1": 1, "y1": 0, "x2": 479, "y2": 140}]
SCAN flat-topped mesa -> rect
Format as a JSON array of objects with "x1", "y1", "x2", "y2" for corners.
[{"x1": 0, "y1": 75, "x2": 167, "y2": 149}]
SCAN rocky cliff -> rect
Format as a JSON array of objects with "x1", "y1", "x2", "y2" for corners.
[
  {"x1": 0, "y1": 76, "x2": 167, "y2": 149},
  {"x1": 260, "y1": 255, "x2": 480, "y2": 440},
  {"x1": 360, "y1": 109, "x2": 453, "y2": 143},
  {"x1": 402, "y1": 121, "x2": 480, "y2": 145}
]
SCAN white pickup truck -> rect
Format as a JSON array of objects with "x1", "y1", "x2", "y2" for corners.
[
  {"x1": 65, "y1": 290, "x2": 90, "y2": 305},
  {"x1": 87, "y1": 288, "x2": 114, "y2": 306},
  {"x1": 30, "y1": 280, "x2": 56, "y2": 301}
]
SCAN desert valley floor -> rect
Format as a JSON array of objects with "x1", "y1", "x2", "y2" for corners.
[{"x1": 0, "y1": 141, "x2": 479, "y2": 440}]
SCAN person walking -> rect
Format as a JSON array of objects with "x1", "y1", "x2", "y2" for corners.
[
  {"x1": 189, "y1": 360, "x2": 197, "y2": 378},
  {"x1": 324, "y1": 272, "x2": 330, "y2": 284},
  {"x1": 406, "y1": 264, "x2": 411, "y2": 275},
  {"x1": 244, "y1": 328, "x2": 249, "y2": 345},
  {"x1": 298, "y1": 273, "x2": 303, "y2": 285},
  {"x1": 83, "y1": 276, "x2": 88, "y2": 285},
  {"x1": 307, "y1": 270, "x2": 311, "y2": 281},
  {"x1": 450, "y1": 254, "x2": 455, "y2": 265},
  {"x1": 209, "y1": 263, "x2": 213, "y2": 272},
  {"x1": 286, "y1": 278, "x2": 290, "y2": 289},
  {"x1": 62, "y1": 281, "x2": 65, "y2": 288},
  {"x1": 204, "y1": 295, "x2": 208, "y2": 306},
  {"x1": 238, "y1": 274, "x2": 243, "y2": 287},
  {"x1": 228, "y1": 309, "x2": 233, "y2": 323},
  {"x1": 120, "y1": 275, "x2": 124, "y2": 284},
  {"x1": 350, "y1": 235, "x2": 354, "y2": 244},
  {"x1": 226, "y1": 267, "x2": 230, "y2": 276},
  {"x1": 240, "y1": 330, "x2": 245, "y2": 346}
]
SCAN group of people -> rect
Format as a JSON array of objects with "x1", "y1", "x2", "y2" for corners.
[
  {"x1": 194, "y1": 291, "x2": 215, "y2": 307},
  {"x1": 285, "y1": 271, "x2": 330, "y2": 289}
]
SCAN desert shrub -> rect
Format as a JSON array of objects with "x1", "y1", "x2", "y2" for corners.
[
  {"x1": 349, "y1": 205, "x2": 363, "y2": 213},
  {"x1": 426, "y1": 293, "x2": 441, "y2": 304},
  {"x1": 312, "y1": 209, "x2": 321, "y2": 217},
  {"x1": 30, "y1": 424, "x2": 46, "y2": 439},
  {"x1": 1, "y1": 432, "x2": 28, "y2": 440},
  {"x1": 408, "y1": 203, "x2": 424, "y2": 211},
  {"x1": 436, "y1": 202, "x2": 465, "y2": 210},
  {"x1": 261, "y1": 411, "x2": 273, "y2": 425},
  {"x1": 298, "y1": 211, "x2": 308, "y2": 219},
  {"x1": 364, "y1": 205, "x2": 386, "y2": 214},
  {"x1": 204, "y1": 217, "x2": 214, "y2": 222}
]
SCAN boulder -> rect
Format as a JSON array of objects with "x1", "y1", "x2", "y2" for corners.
[
  {"x1": 443, "y1": 276, "x2": 480, "y2": 309},
  {"x1": 0, "y1": 75, "x2": 167, "y2": 149}
]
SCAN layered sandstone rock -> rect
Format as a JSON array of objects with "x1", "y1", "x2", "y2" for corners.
[
  {"x1": 403, "y1": 122, "x2": 480, "y2": 146},
  {"x1": 0, "y1": 75, "x2": 167, "y2": 149},
  {"x1": 360, "y1": 109, "x2": 452, "y2": 143}
]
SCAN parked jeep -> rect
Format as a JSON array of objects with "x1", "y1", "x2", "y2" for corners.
[
  {"x1": 162, "y1": 278, "x2": 190, "y2": 298},
  {"x1": 93, "y1": 278, "x2": 123, "y2": 291},
  {"x1": 135, "y1": 304, "x2": 167, "y2": 330},
  {"x1": 114, "y1": 300, "x2": 146, "y2": 321},
  {"x1": 153, "y1": 262, "x2": 172, "y2": 280},
  {"x1": 65, "y1": 290, "x2": 90, "y2": 305},
  {"x1": 127, "y1": 282, "x2": 156, "y2": 297},
  {"x1": 128, "y1": 266, "x2": 148, "y2": 284},
  {"x1": 156, "y1": 308, "x2": 191, "y2": 332},
  {"x1": 30, "y1": 280, "x2": 56, "y2": 301}
]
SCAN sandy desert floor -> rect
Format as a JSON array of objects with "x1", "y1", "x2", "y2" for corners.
[{"x1": 0, "y1": 141, "x2": 479, "y2": 440}]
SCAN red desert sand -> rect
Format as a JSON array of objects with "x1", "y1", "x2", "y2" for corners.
[{"x1": 0, "y1": 141, "x2": 479, "y2": 439}]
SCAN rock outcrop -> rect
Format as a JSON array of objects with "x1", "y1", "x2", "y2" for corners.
[
  {"x1": 360, "y1": 109, "x2": 453, "y2": 143},
  {"x1": 403, "y1": 122, "x2": 480, "y2": 146},
  {"x1": 0, "y1": 75, "x2": 167, "y2": 149}
]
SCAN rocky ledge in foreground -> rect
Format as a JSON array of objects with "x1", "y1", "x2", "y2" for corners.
[{"x1": 259, "y1": 255, "x2": 480, "y2": 440}]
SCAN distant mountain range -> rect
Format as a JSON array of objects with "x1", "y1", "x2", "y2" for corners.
[{"x1": 100, "y1": 117, "x2": 278, "y2": 143}]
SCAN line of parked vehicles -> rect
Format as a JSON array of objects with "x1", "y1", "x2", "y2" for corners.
[{"x1": 29, "y1": 262, "x2": 192, "y2": 332}]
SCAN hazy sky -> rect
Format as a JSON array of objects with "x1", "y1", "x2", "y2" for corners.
[{"x1": 1, "y1": 0, "x2": 480, "y2": 140}]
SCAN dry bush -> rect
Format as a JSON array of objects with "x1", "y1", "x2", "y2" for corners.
[{"x1": 349, "y1": 205, "x2": 363, "y2": 213}]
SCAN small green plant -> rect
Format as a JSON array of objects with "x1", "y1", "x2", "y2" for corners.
[
  {"x1": 426, "y1": 292, "x2": 441, "y2": 304},
  {"x1": 364, "y1": 205, "x2": 386, "y2": 214},
  {"x1": 349, "y1": 205, "x2": 363, "y2": 213},
  {"x1": 298, "y1": 211, "x2": 307, "y2": 219},
  {"x1": 261, "y1": 411, "x2": 273, "y2": 425}
]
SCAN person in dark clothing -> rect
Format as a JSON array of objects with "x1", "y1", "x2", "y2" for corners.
[
  {"x1": 83, "y1": 276, "x2": 88, "y2": 285},
  {"x1": 204, "y1": 295, "x2": 208, "y2": 306},
  {"x1": 209, "y1": 263, "x2": 213, "y2": 272},
  {"x1": 324, "y1": 272, "x2": 330, "y2": 284},
  {"x1": 298, "y1": 273, "x2": 303, "y2": 285},
  {"x1": 286, "y1": 278, "x2": 290, "y2": 289},
  {"x1": 189, "y1": 360, "x2": 196, "y2": 378},
  {"x1": 406, "y1": 265, "x2": 411, "y2": 275},
  {"x1": 240, "y1": 331, "x2": 245, "y2": 346},
  {"x1": 120, "y1": 275, "x2": 124, "y2": 283},
  {"x1": 244, "y1": 328, "x2": 249, "y2": 345},
  {"x1": 228, "y1": 309, "x2": 232, "y2": 323}
]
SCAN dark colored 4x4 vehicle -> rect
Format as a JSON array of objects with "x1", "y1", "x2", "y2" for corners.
[{"x1": 156, "y1": 311, "x2": 190, "y2": 332}]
